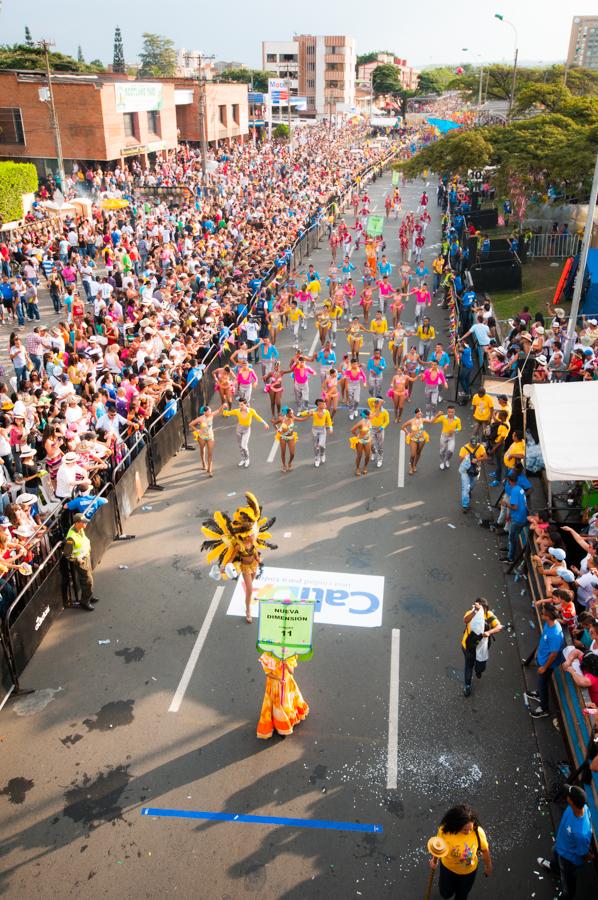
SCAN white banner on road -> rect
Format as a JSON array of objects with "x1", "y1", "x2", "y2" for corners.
[{"x1": 227, "y1": 566, "x2": 384, "y2": 628}]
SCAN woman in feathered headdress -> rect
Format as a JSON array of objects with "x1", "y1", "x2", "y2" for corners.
[{"x1": 200, "y1": 492, "x2": 277, "y2": 623}]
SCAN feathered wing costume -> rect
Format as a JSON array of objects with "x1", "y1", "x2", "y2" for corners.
[{"x1": 200, "y1": 492, "x2": 277, "y2": 578}]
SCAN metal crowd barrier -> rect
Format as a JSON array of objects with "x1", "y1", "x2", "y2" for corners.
[
  {"x1": 0, "y1": 142, "x2": 404, "y2": 709},
  {"x1": 525, "y1": 537, "x2": 598, "y2": 843}
]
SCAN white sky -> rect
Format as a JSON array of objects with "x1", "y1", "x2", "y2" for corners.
[{"x1": 0, "y1": 0, "x2": 589, "y2": 68}]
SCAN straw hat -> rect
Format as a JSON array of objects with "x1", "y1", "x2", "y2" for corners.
[
  {"x1": 554, "y1": 307, "x2": 565, "y2": 318},
  {"x1": 427, "y1": 836, "x2": 449, "y2": 858}
]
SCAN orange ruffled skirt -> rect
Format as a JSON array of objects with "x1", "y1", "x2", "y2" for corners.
[{"x1": 257, "y1": 653, "x2": 309, "y2": 739}]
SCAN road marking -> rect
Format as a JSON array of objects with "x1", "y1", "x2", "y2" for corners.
[
  {"x1": 267, "y1": 439, "x2": 278, "y2": 463},
  {"x1": 168, "y1": 586, "x2": 224, "y2": 713},
  {"x1": 386, "y1": 628, "x2": 401, "y2": 790},
  {"x1": 308, "y1": 330, "x2": 319, "y2": 357},
  {"x1": 141, "y1": 807, "x2": 383, "y2": 833},
  {"x1": 397, "y1": 430, "x2": 406, "y2": 488}
]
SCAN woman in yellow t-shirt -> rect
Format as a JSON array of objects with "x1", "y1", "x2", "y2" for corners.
[{"x1": 429, "y1": 804, "x2": 492, "y2": 898}]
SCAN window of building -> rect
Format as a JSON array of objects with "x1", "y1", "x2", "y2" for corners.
[
  {"x1": 307, "y1": 79, "x2": 315, "y2": 89},
  {"x1": 0, "y1": 107, "x2": 25, "y2": 144},
  {"x1": 266, "y1": 53, "x2": 277, "y2": 62},
  {"x1": 307, "y1": 61, "x2": 315, "y2": 71},
  {"x1": 232, "y1": 103, "x2": 240, "y2": 125},
  {"x1": 147, "y1": 110, "x2": 161, "y2": 135},
  {"x1": 123, "y1": 112, "x2": 137, "y2": 139},
  {"x1": 219, "y1": 104, "x2": 227, "y2": 126}
]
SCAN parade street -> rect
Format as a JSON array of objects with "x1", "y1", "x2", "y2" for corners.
[{"x1": 0, "y1": 174, "x2": 559, "y2": 898}]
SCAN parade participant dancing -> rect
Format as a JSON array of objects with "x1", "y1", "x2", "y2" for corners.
[
  {"x1": 401, "y1": 408, "x2": 431, "y2": 476},
  {"x1": 201, "y1": 492, "x2": 276, "y2": 624},
  {"x1": 189, "y1": 405, "x2": 224, "y2": 477},
  {"x1": 273, "y1": 407, "x2": 299, "y2": 473},
  {"x1": 222, "y1": 399, "x2": 270, "y2": 468}
]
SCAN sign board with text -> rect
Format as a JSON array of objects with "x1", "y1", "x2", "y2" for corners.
[
  {"x1": 366, "y1": 215, "x2": 385, "y2": 237},
  {"x1": 115, "y1": 82, "x2": 164, "y2": 113},
  {"x1": 257, "y1": 599, "x2": 315, "y2": 660},
  {"x1": 228, "y1": 566, "x2": 384, "y2": 628}
]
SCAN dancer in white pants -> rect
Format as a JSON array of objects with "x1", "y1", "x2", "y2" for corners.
[{"x1": 222, "y1": 400, "x2": 269, "y2": 467}]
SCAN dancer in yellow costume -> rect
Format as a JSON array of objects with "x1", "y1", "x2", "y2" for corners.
[
  {"x1": 256, "y1": 652, "x2": 309, "y2": 739},
  {"x1": 200, "y1": 492, "x2": 277, "y2": 623}
]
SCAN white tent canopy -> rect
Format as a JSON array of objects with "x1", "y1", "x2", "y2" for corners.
[{"x1": 527, "y1": 382, "x2": 598, "y2": 482}]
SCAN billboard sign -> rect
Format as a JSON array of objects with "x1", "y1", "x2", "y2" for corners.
[
  {"x1": 114, "y1": 82, "x2": 164, "y2": 113},
  {"x1": 268, "y1": 78, "x2": 289, "y2": 104}
]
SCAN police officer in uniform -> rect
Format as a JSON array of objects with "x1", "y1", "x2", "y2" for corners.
[{"x1": 63, "y1": 514, "x2": 98, "y2": 611}]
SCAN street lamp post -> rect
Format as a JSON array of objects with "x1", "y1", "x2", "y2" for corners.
[
  {"x1": 462, "y1": 48, "x2": 484, "y2": 108},
  {"x1": 495, "y1": 13, "x2": 518, "y2": 121}
]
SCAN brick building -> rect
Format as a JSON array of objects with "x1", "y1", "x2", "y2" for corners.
[
  {"x1": 173, "y1": 81, "x2": 249, "y2": 145},
  {"x1": 0, "y1": 71, "x2": 249, "y2": 176},
  {"x1": 356, "y1": 54, "x2": 419, "y2": 92}
]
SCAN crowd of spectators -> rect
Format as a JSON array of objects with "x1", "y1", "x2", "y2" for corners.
[{"x1": 0, "y1": 123, "x2": 405, "y2": 613}]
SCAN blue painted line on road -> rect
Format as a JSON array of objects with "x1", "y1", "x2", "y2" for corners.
[{"x1": 141, "y1": 807, "x2": 382, "y2": 833}]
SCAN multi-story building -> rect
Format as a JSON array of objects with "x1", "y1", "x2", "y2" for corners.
[
  {"x1": 261, "y1": 40, "x2": 300, "y2": 124},
  {"x1": 263, "y1": 35, "x2": 356, "y2": 119},
  {"x1": 0, "y1": 70, "x2": 248, "y2": 176},
  {"x1": 567, "y1": 16, "x2": 598, "y2": 70},
  {"x1": 356, "y1": 53, "x2": 419, "y2": 92},
  {"x1": 295, "y1": 34, "x2": 356, "y2": 118}
]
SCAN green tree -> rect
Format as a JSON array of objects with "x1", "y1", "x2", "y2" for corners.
[
  {"x1": 356, "y1": 51, "x2": 381, "y2": 69},
  {"x1": 113, "y1": 26, "x2": 125, "y2": 74},
  {"x1": 273, "y1": 123, "x2": 290, "y2": 139},
  {"x1": 0, "y1": 43, "x2": 103, "y2": 72},
  {"x1": 216, "y1": 69, "x2": 275, "y2": 92},
  {"x1": 24, "y1": 26, "x2": 33, "y2": 47},
  {"x1": 372, "y1": 63, "x2": 401, "y2": 95},
  {"x1": 77, "y1": 45, "x2": 84, "y2": 64},
  {"x1": 416, "y1": 71, "x2": 443, "y2": 95},
  {"x1": 138, "y1": 33, "x2": 176, "y2": 78},
  {"x1": 0, "y1": 161, "x2": 38, "y2": 224},
  {"x1": 450, "y1": 63, "x2": 598, "y2": 102},
  {"x1": 399, "y1": 92, "x2": 598, "y2": 203}
]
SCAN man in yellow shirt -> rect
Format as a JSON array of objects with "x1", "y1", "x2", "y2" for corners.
[
  {"x1": 367, "y1": 397, "x2": 390, "y2": 468},
  {"x1": 326, "y1": 300, "x2": 343, "y2": 347},
  {"x1": 491, "y1": 393, "x2": 511, "y2": 424},
  {"x1": 288, "y1": 300, "x2": 305, "y2": 349},
  {"x1": 470, "y1": 388, "x2": 493, "y2": 438},
  {"x1": 369, "y1": 310, "x2": 388, "y2": 351},
  {"x1": 223, "y1": 399, "x2": 269, "y2": 467},
  {"x1": 503, "y1": 431, "x2": 525, "y2": 471},
  {"x1": 488, "y1": 410, "x2": 511, "y2": 485},
  {"x1": 459, "y1": 437, "x2": 487, "y2": 512},
  {"x1": 301, "y1": 398, "x2": 333, "y2": 467},
  {"x1": 432, "y1": 405, "x2": 462, "y2": 470}
]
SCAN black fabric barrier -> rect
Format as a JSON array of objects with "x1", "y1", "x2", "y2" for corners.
[
  {"x1": 0, "y1": 634, "x2": 14, "y2": 709},
  {"x1": 8, "y1": 559, "x2": 67, "y2": 676},
  {"x1": 151, "y1": 412, "x2": 184, "y2": 477},
  {"x1": 86, "y1": 488, "x2": 119, "y2": 568},
  {"x1": 114, "y1": 445, "x2": 150, "y2": 521}
]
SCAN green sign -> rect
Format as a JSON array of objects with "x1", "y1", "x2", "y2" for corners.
[
  {"x1": 366, "y1": 215, "x2": 384, "y2": 238},
  {"x1": 391, "y1": 170, "x2": 400, "y2": 186},
  {"x1": 257, "y1": 600, "x2": 315, "y2": 660}
]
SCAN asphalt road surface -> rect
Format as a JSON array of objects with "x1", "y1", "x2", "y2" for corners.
[{"x1": 0, "y1": 173, "x2": 563, "y2": 899}]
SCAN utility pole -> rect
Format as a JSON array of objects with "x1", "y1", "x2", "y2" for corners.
[
  {"x1": 565, "y1": 150, "x2": 598, "y2": 361},
  {"x1": 286, "y1": 77, "x2": 293, "y2": 154},
  {"x1": 494, "y1": 14, "x2": 518, "y2": 122},
  {"x1": 187, "y1": 52, "x2": 215, "y2": 191},
  {"x1": 38, "y1": 40, "x2": 66, "y2": 193}
]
